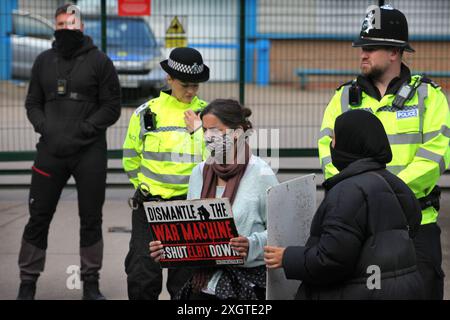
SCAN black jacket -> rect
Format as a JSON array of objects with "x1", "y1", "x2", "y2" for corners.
[
  {"x1": 25, "y1": 35, "x2": 121, "y2": 157},
  {"x1": 283, "y1": 159, "x2": 424, "y2": 300}
]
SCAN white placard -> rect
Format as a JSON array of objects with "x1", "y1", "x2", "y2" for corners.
[{"x1": 266, "y1": 174, "x2": 316, "y2": 300}]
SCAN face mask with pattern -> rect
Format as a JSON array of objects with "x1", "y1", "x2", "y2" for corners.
[{"x1": 205, "y1": 132, "x2": 234, "y2": 164}]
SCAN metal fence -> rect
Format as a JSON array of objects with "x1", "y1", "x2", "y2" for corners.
[{"x1": 1, "y1": 0, "x2": 449, "y2": 154}]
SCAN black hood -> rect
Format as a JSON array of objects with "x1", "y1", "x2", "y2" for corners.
[
  {"x1": 52, "y1": 34, "x2": 97, "y2": 59},
  {"x1": 330, "y1": 109, "x2": 392, "y2": 172},
  {"x1": 323, "y1": 158, "x2": 385, "y2": 190}
]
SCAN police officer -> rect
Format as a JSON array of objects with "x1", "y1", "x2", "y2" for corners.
[
  {"x1": 122, "y1": 47, "x2": 209, "y2": 300},
  {"x1": 318, "y1": 5, "x2": 450, "y2": 299},
  {"x1": 17, "y1": 4, "x2": 121, "y2": 300}
]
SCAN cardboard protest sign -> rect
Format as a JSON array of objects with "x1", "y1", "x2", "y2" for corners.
[
  {"x1": 266, "y1": 174, "x2": 316, "y2": 300},
  {"x1": 144, "y1": 198, "x2": 244, "y2": 268}
]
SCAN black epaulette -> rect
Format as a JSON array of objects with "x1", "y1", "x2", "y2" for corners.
[
  {"x1": 336, "y1": 80, "x2": 354, "y2": 91},
  {"x1": 421, "y1": 77, "x2": 440, "y2": 89}
]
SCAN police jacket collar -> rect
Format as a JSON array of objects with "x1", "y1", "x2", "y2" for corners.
[
  {"x1": 159, "y1": 90, "x2": 200, "y2": 109},
  {"x1": 356, "y1": 63, "x2": 411, "y2": 101},
  {"x1": 323, "y1": 158, "x2": 386, "y2": 190}
]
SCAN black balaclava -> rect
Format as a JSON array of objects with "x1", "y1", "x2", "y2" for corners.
[
  {"x1": 331, "y1": 110, "x2": 392, "y2": 171},
  {"x1": 54, "y1": 29, "x2": 84, "y2": 58}
]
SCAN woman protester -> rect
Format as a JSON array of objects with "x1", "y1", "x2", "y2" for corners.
[
  {"x1": 265, "y1": 110, "x2": 424, "y2": 300},
  {"x1": 150, "y1": 99, "x2": 279, "y2": 300}
]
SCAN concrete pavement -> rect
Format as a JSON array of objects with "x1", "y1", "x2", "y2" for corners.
[
  {"x1": 0, "y1": 187, "x2": 170, "y2": 300},
  {"x1": 1, "y1": 185, "x2": 449, "y2": 300}
]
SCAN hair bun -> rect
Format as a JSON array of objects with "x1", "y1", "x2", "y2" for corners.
[{"x1": 242, "y1": 107, "x2": 252, "y2": 118}]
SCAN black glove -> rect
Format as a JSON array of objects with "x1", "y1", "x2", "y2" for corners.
[{"x1": 419, "y1": 186, "x2": 441, "y2": 211}]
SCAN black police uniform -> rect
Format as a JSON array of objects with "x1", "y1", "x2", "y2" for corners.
[
  {"x1": 19, "y1": 35, "x2": 121, "y2": 284},
  {"x1": 125, "y1": 191, "x2": 192, "y2": 300}
]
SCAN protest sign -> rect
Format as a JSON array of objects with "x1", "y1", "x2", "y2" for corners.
[
  {"x1": 144, "y1": 198, "x2": 244, "y2": 268},
  {"x1": 266, "y1": 174, "x2": 316, "y2": 300}
]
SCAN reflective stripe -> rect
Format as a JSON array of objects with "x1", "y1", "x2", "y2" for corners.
[
  {"x1": 141, "y1": 167, "x2": 190, "y2": 185},
  {"x1": 341, "y1": 85, "x2": 350, "y2": 114},
  {"x1": 387, "y1": 133, "x2": 422, "y2": 145},
  {"x1": 143, "y1": 151, "x2": 202, "y2": 163},
  {"x1": 141, "y1": 124, "x2": 187, "y2": 139},
  {"x1": 416, "y1": 148, "x2": 446, "y2": 173},
  {"x1": 123, "y1": 149, "x2": 139, "y2": 158},
  {"x1": 417, "y1": 83, "x2": 428, "y2": 140},
  {"x1": 442, "y1": 125, "x2": 450, "y2": 139},
  {"x1": 423, "y1": 129, "x2": 441, "y2": 143},
  {"x1": 140, "y1": 112, "x2": 146, "y2": 140},
  {"x1": 386, "y1": 165, "x2": 406, "y2": 175},
  {"x1": 319, "y1": 128, "x2": 333, "y2": 139},
  {"x1": 321, "y1": 156, "x2": 332, "y2": 173},
  {"x1": 422, "y1": 125, "x2": 450, "y2": 142},
  {"x1": 125, "y1": 169, "x2": 139, "y2": 179}
]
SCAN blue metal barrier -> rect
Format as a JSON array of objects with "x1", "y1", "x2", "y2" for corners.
[{"x1": 0, "y1": 0, "x2": 17, "y2": 80}]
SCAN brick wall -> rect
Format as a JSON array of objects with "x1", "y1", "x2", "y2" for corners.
[{"x1": 270, "y1": 40, "x2": 450, "y2": 90}]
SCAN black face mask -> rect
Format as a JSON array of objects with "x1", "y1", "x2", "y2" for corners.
[
  {"x1": 330, "y1": 142, "x2": 363, "y2": 171},
  {"x1": 54, "y1": 29, "x2": 84, "y2": 58}
]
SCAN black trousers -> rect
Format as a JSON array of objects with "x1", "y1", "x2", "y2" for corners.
[
  {"x1": 19, "y1": 141, "x2": 106, "y2": 282},
  {"x1": 125, "y1": 203, "x2": 192, "y2": 300},
  {"x1": 414, "y1": 222, "x2": 445, "y2": 300}
]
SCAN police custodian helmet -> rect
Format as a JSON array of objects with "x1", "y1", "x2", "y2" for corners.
[{"x1": 352, "y1": 4, "x2": 414, "y2": 52}]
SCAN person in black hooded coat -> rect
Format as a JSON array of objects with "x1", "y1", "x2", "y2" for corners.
[
  {"x1": 17, "y1": 4, "x2": 121, "y2": 300},
  {"x1": 265, "y1": 109, "x2": 424, "y2": 300}
]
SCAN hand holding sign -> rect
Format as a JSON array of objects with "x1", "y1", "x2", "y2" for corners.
[
  {"x1": 149, "y1": 240, "x2": 164, "y2": 262},
  {"x1": 264, "y1": 246, "x2": 286, "y2": 269},
  {"x1": 229, "y1": 236, "x2": 249, "y2": 258},
  {"x1": 145, "y1": 198, "x2": 244, "y2": 268}
]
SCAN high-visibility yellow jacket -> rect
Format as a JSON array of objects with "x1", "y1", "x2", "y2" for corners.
[
  {"x1": 318, "y1": 75, "x2": 450, "y2": 225},
  {"x1": 122, "y1": 91, "x2": 207, "y2": 199}
]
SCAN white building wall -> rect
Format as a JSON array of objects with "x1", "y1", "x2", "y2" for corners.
[{"x1": 257, "y1": 0, "x2": 450, "y2": 37}]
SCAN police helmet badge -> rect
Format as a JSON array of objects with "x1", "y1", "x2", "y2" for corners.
[
  {"x1": 361, "y1": 5, "x2": 381, "y2": 34},
  {"x1": 191, "y1": 62, "x2": 202, "y2": 74}
]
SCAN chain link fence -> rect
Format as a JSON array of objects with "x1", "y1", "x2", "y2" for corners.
[{"x1": 1, "y1": 0, "x2": 449, "y2": 154}]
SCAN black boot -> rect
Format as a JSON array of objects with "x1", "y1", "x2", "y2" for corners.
[
  {"x1": 82, "y1": 281, "x2": 106, "y2": 300},
  {"x1": 17, "y1": 281, "x2": 36, "y2": 300}
]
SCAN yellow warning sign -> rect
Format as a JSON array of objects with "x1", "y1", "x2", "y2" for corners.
[
  {"x1": 165, "y1": 16, "x2": 187, "y2": 48},
  {"x1": 165, "y1": 36, "x2": 187, "y2": 48},
  {"x1": 166, "y1": 16, "x2": 185, "y2": 35}
]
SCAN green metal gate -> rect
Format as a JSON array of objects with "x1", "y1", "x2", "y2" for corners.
[{"x1": 1, "y1": 0, "x2": 449, "y2": 158}]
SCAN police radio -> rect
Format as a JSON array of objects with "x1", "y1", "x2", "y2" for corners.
[
  {"x1": 392, "y1": 77, "x2": 421, "y2": 109},
  {"x1": 143, "y1": 109, "x2": 157, "y2": 131}
]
